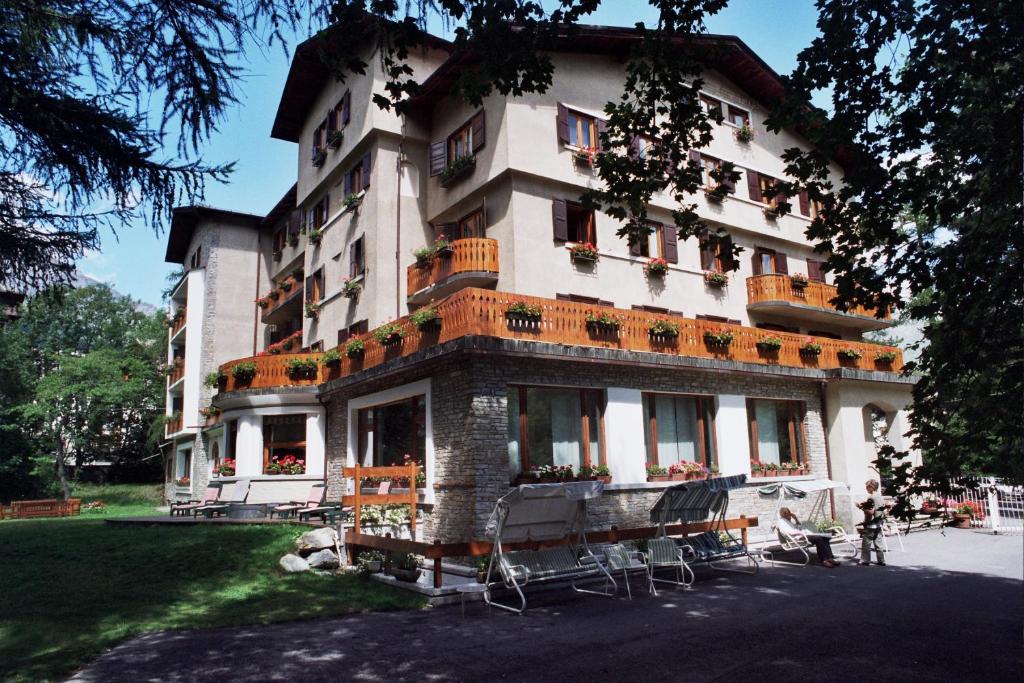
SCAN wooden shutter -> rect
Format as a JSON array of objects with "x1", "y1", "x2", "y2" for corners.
[
  {"x1": 628, "y1": 135, "x2": 641, "y2": 159},
  {"x1": 688, "y1": 149, "x2": 701, "y2": 166},
  {"x1": 751, "y1": 248, "x2": 764, "y2": 276},
  {"x1": 471, "y1": 110, "x2": 485, "y2": 152},
  {"x1": 552, "y1": 199, "x2": 568, "y2": 242},
  {"x1": 338, "y1": 329, "x2": 351, "y2": 345},
  {"x1": 721, "y1": 164, "x2": 736, "y2": 194},
  {"x1": 304, "y1": 275, "x2": 314, "y2": 302},
  {"x1": 775, "y1": 252, "x2": 789, "y2": 275},
  {"x1": 746, "y1": 169, "x2": 762, "y2": 202},
  {"x1": 630, "y1": 237, "x2": 642, "y2": 256},
  {"x1": 433, "y1": 221, "x2": 457, "y2": 240},
  {"x1": 596, "y1": 118, "x2": 607, "y2": 151},
  {"x1": 661, "y1": 223, "x2": 678, "y2": 264},
  {"x1": 343, "y1": 170, "x2": 352, "y2": 196},
  {"x1": 700, "y1": 239, "x2": 716, "y2": 270},
  {"x1": 342, "y1": 91, "x2": 351, "y2": 125},
  {"x1": 798, "y1": 190, "x2": 810, "y2": 216},
  {"x1": 360, "y1": 153, "x2": 371, "y2": 190},
  {"x1": 720, "y1": 236, "x2": 737, "y2": 271},
  {"x1": 429, "y1": 140, "x2": 446, "y2": 176},
  {"x1": 807, "y1": 259, "x2": 824, "y2": 282},
  {"x1": 556, "y1": 103, "x2": 570, "y2": 143}
]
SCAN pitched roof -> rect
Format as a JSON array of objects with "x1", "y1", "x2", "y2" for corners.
[{"x1": 165, "y1": 206, "x2": 263, "y2": 264}]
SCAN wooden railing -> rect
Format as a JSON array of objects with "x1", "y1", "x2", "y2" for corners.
[
  {"x1": 218, "y1": 353, "x2": 325, "y2": 393},
  {"x1": 165, "y1": 413, "x2": 183, "y2": 436},
  {"x1": 168, "y1": 362, "x2": 184, "y2": 386},
  {"x1": 342, "y1": 464, "x2": 421, "y2": 538},
  {"x1": 407, "y1": 238, "x2": 499, "y2": 296},
  {"x1": 261, "y1": 275, "x2": 302, "y2": 319},
  {"x1": 170, "y1": 310, "x2": 187, "y2": 337},
  {"x1": 746, "y1": 274, "x2": 890, "y2": 320}
]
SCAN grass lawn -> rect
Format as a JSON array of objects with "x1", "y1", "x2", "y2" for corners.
[
  {"x1": 71, "y1": 481, "x2": 166, "y2": 517},
  {"x1": 0, "y1": 517, "x2": 426, "y2": 682}
]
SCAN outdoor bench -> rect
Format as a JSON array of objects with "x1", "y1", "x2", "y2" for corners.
[{"x1": 675, "y1": 531, "x2": 759, "y2": 575}]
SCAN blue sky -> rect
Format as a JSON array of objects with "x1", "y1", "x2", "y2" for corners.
[{"x1": 78, "y1": 0, "x2": 822, "y2": 307}]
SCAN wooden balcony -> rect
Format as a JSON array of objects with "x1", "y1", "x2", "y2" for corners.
[
  {"x1": 260, "y1": 275, "x2": 303, "y2": 324},
  {"x1": 746, "y1": 275, "x2": 892, "y2": 331},
  {"x1": 407, "y1": 238, "x2": 499, "y2": 305},
  {"x1": 167, "y1": 362, "x2": 185, "y2": 386},
  {"x1": 216, "y1": 288, "x2": 903, "y2": 395},
  {"x1": 165, "y1": 413, "x2": 183, "y2": 437},
  {"x1": 169, "y1": 310, "x2": 186, "y2": 338}
]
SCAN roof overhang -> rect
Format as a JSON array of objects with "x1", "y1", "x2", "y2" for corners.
[{"x1": 165, "y1": 206, "x2": 262, "y2": 264}]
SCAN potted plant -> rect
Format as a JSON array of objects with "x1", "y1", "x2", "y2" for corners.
[
  {"x1": 342, "y1": 191, "x2": 361, "y2": 211},
  {"x1": 342, "y1": 276, "x2": 362, "y2": 299},
  {"x1": 321, "y1": 349, "x2": 341, "y2": 368},
  {"x1": 646, "y1": 464, "x2": 670, "y2": 482},
  {"x1": 280, "y1": 278, "x2": 293, "y2": 292},
  {"x1": 756, "y1": 336, "x2": 783, "y2": 353},
  {"x1": 645, "y1": 257, "x2": 669, "y2": 277},
  {"x1": 837, "y1": 348, "x2": 863, "y2": 362},
  {"x1": 410, "y1": 307, "x2": 441, "y2": 331},
  {"x1": 875, "y1": 350, "x2": 898, "y2": 365},
  {"x1": 505, "y1": 301, "x2": 542, "y2": 323},
  {"x1": 358, "y1": 550, "x2": 384, "y2": 575},
  {"x1": 308, "y1": 227, "x2": 323, "y2": 246},
  {"x1": 413, "y1": 245, "x2": 434, "y2": 266},
  {"x1": 231, "y1": 361, "x2": 257, "y2": 382},
  {"x1": 951, "y1": 500, "x2": 984, "y2": 528},
  {"x1": 749, "y1": 460, "x2": 766, "y2": 477},
  {"x1": 703, "y1": 329, "x2": 734, "y2": 348},
  {"x1": 286, "y1": 357, "x2": 318, "y2": 380},
  {"x1": 704, "y1": 270, "x2": 729, "y2": 288},
  {"x1": 311, "y1": 149, "x2": 326, "y2": 167},
  {"x1": 199, "y1": 406, "x2": 221, "y2": 423},
  {"x1": 327, "y1": 129, "x2": 344, "y2": 150},
  {"x1": 203, "y1": 370, "x2": 228, "y2": 388},
  {"x1": 374, "y1": 321, "x2": 404, "y2": 347},
  {"x1": 391, "y1": 553, "x2": 421, "y2": 582},
  {"x1": 217, "y1": 458, "x2": 236, "y2": 477},
  {"x1": 175, "y1": 476, "x2": 190, "y2": 487},
  {"x1": 763, "y1": 201, "x2": 781, "y2": 219},
  {"x1": 272, "y1": 249, "x2": 282, "y2": 262},
  {"x1": 345, "y1": 338, "x2": 366, "y2": 358},
  {"x1": 580, "y1": 464, "x2": 612, "y2": 485},
  {"x1": 572, "y1": 145, "x2": 598, "y2": 167},
  {"x1": 703, "y1": 184, "x2": 728, "y2": 203},
  {"x1": 474, "y1": 556, "x2": 490, "y2": 584},
  {"x1": 304, "y1": 302, "x2": 320, "y2": 320},
  {"x1": 667, "y1": 462, "x2": 688, "y2": 481},
  {"x1": 439, "y1": 154, "x2": 476, "y2": 187},
  {"x1": 733, "y1": 120, "x2": 754, "y2": 143},
  {"x1": 585, "y1": 310, "x2": 622, "y2": 333},
  {"x1": 433, "y1": 235, "x2": 453, "y2": 258},
  {"x1": 570, "y1": 242, "x2": 599, "y2": 263},
  {"x1": 790, "y1": 273, "x2": 810, "y2": 289},
  {"x1": 799, "y1": 339, "x2": 823, "y2": 357},
  {"x1": 648, "y1": 319, "x2": 680, "y2": 340},
  {"x1": 920, "y1": 496, "x2": 941, "y2": 515}
]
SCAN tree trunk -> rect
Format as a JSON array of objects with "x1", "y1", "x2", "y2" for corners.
[{"x1": 53, "y1": 419, "x2": 72, "y2": 501}]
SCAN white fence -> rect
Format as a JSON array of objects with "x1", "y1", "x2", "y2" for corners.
[{"x1": 944, "y1": 477, "x2": 1024, "y2": 535}]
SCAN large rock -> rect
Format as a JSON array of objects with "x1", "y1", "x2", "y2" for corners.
[
  {"x1": 295, "y1": 527, "x2": 337, "y2": 555},
  {"x1": 307, "y1": 548, "x2": 340, "y2": 569},
  {"x1": 279, "y1": 553, "x2": 310, "y2": 573}
]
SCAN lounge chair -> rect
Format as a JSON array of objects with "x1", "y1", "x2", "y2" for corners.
[
  {"x1": 270, "y1": 483, "x2": 327, "y2": 519},
  {"x1": 169, "y1": 484, "x2": 221, "y2": 516},
  {"x1": 602, "y1": 543, "x2": 656, "y2": 599},
  {"x1": 194, "y1": 479, "x2": 250, "y2": 517}
]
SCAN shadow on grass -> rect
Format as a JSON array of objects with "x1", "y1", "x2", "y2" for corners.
[
  {"x1": 71, "y1": 541, "x2": 1023, "y2": 683},
  {"x1": 0, "y1": 520, "x2": 424, "y2": 682}
]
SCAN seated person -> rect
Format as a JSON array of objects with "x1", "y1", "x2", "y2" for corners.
[{"x1": 778, "y1": 507, "x2": 839, "y2": 568}]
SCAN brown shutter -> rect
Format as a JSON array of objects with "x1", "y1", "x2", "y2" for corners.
[
  {"x1": 434, "y1": 221, "x2": 457, "y2": 240},
  {"x1": 342, "y1": 91, "x2": 351, "y2": 125},
  {"x1": 429, "y1": 140, "x2": 446, "y2": 176},
  {"x1": 628, "y1": 135, "x2": 641, "y2": 159},
  {"x1": 751, "y1": 248, "x2": 763, "y2": 276},
  {"x1": 700, "y1": 240, "x2": 715, "y2": 270},
  {"x1": 746, "y1": 169, "x2": 761, "y2": 202},
  {"x1": 552, "y1": 199, "x2": 568, "y2": 242},
  {"x1": 471, "y1": 110, "x2": 485, "y2": 152},
  {"x1": 596, "y1": 118, "x2": 607, "y2": 151},
  {"x1": 360, "y1": 153, "x2": 371, "y2": 190},
  {"x1": 556, "y1": 103, "x2": 570, "y2": 143},
  {"x1": 721, "y1": 163, "x2": 737, "y2": 194},
  {"x1": 798, "y1": 190, "x2": 810, "y2": 216},
  {"x1": 720, "y1": 236, "x2": 737, "y2": 271},
  {"x1": 349, "y1": 242, "x2": 357, "y2": 277},
  {"x1": 630, "y1": 237, "x2": 642, "y2": 256},
  {"x1": 688, "y1": 149, "x2": 701, "y2": 166},
  {"x1": 807, "y1": 259, "x2": 824, "y2": 282},
  {"x1": 304, "y1": 275, "x2": 314, "y2": 302},
  {"x1": 661, "y1": 223, "x2": 678, "y2": 264},
  {"x1": 775, "y1": 252, "x2": 789, "y2": 275}
]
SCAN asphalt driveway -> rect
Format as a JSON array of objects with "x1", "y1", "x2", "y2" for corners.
[{"x1": 70, "y1": 529, "x2": 1022, "y2": 682}]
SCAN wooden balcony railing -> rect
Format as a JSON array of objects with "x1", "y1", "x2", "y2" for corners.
[
  {"x1": 260, "y1": 274, "x2": 302, "y2": 320},
  {"x1": 165, "y1": 413, "x2": 183, "y2": 437},
  {"x1": 407, "y1": 238, "x2": 499, "y2": 296},
  {"x1": 168, "y1": 362, "x2": 185, "y2": 386},
  {"x1": 746, "y1": 274, "x2": 890, "y2": 321},
  {"x1": 216, "y1": 288, "x2": 903, "y2": 394},
  {"x1": 170, "y1": 310, "x2": 187, "y2": 337}
]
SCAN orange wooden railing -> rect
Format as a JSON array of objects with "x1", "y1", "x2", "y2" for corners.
[
  {"x1": 165, "y1": 413, "x2": 183, "y2": 437},
  {"x1": 261, "y1": 274, "x2": 302, "y2": 319},
  {"x1": 170, "y1": 310, "x2": 187, "y2": 337},
  {"x1": 342, "y1": 464, "x2": 421, "y2": 538},
  {"x1": 746, "y1": 274, "x2": 890, "y2": 320},
  {"x1": 218, "y1": 353, "x2": 325, "y2": 393},
  {"x1": 168, "y1": 362, "x2": 184, "y2": 386},
  {"x1": 407, "y1": 238, "x2": 499, "y2": 296}
]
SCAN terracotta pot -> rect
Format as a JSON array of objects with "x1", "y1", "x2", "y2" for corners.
[
  {"x1": 950, "y1": 514, "x2": 972, "y2": 529},
  {"x1": 392, "y1": 567, "x2": 420, "y2": 583},
  {"x1": 596, "y1": 475, "x2": 612, "y2": 485},
  {"x1": 647, "y1": 474, "x2": 670, "y2": 482},
  {"x1": 476, "y1": 571, "x2": 488, "y2": 584},
  {"x1": 669, "y1": 473, "x2": 687, "y2": 481}
]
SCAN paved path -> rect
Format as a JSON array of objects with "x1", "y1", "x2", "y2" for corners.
[{"x1": 71, "y1": 530, "x2": 1022, "y2": 682}]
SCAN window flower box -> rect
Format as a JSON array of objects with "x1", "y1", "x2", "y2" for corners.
[
  {"x1": 799, "y1": 340, "x2": 823, "y2": 357},
  {"x1": 204, "y1": 370, "x2": 228, "y2": 389},
  {"x1": 345, "y1": 339, "x2": 365, "y2": 358},
  {"x1": 646, "y1": 465, "x2": 669, "y2": 482},
  {"x1": 585, "y1": 311, "x2": 622, "y2": 333},
  {"x1": 373, "y1": 322, "x2": 404, "y2": 347},
  {"x1": 645, "y1": 257, "x2": 669, "y2": 277},
  {"x1": 410, "y1": 307, "x2": 441, "y2": 331},
  {"x1": 327, "y1": 130, "x2": 344, "y2": 150},
  {"x1": 763, "y1": 203, "x2": 781, "y2": 220},
  {"x1": 175, "y1": 476, "x2": 190, "y2": 487},
  {"x1": 733, "y1": 121, "x2": 754, "y2": 143},
  {"x1": 790, "y1": 273, "x2": 810, "y2": 289},
  {"x1": 439, "y1": 155, "x2": 476, "y2": 187},
  {"x1": 570, "y1": 242, "x2": 599, "y2": 263},
  {"x1": 231, "y1": 361, "x2": 257, "y2": 382},
  {"x1": 505, "y1": 301, "x2": 542, "y2": 323},
  {"x1": 704, "y1": 270, "x2": 729, "y2": 288},
  {"x1": 413, "y1": 246, "x2": 434, "y2": 266},
  {"x1": 342, "y1": 277, "x2": 362, "y2": 299},
  {"x1": 580, "y1": 464, "x2": 612, "y2": 485},
  {"x1": 875, "y1": 350, "x2": 898, "y2": 365},
  {"x1": 434, "y1": 237, "x2": 453, "y2": 258},
  {"x1": 703, "y1": 185, "x2": 728, "y2": 203},
  {"x1": 756, "y1": 336, "x2": 783, "y2": 353},
  {"x1": 321, "y1": 349, "x2": 341, "y2": 368},
  {"x1": 343, "y1": 192, "x2": 361, "y2": 212},
  {"x1": 304, "y1": 302, "x2": 320, "y2": 320},
  {"x1": 288, "y1": 233, "x2": 299, "y2": 248},
  {"x1": 265, "y1": 454, "x2": 305, "y2": 475},
  {"x1": 308, "y1": 228, "x2": 323, "y2": 246},
  {"x1": 648, "y1": 319, "x2": 680, "y2": 340},
  {"x1": 286, "y1": 357, "x2": 318, "y2": 380},
  {"x1": 837, "y1": 348, "x2": 863, "y2": 362},
  {"x1": 572, "y1": 146, "x2": 598, "y2": 168},
  {"x1": 703, "y1": 330, "x2": 734, "y2": 348},
  {"x1": 311, "y1": 149, "x2": 326, "y2": 167},
  {"x1": 216, "y1": 459, "x2": 236, "y2": 477},
  {"x1": 200, "y1": 406, "x2": 221, "y2": 425}
]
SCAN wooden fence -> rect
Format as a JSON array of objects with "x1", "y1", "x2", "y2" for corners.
[{"x1": 4, "y1": 498, "x2": 81, "y2": 519}]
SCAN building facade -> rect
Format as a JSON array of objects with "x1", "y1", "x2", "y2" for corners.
[{"x1": 162, "y1": 25, "x2": 916, "y2": 535}]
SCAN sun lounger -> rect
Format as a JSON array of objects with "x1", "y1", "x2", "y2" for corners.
[
  {"x1": 169, "y1": 484, "x2": 221, "y2": 516},
  {"x1": 270, "y1": 483, "x2": 327, "y2": 519},
  {"x1": 194, "y1": 479, "x2": 250, "y2": 517}
]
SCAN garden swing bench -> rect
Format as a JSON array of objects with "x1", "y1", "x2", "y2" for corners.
[
  {"x1": 482, "y1": 481, "x2": 617, "y2": 614},
  {"x1": 756, "y1": 478, "x2": 859, "y2": 567},
  {"x1": 646, "y1": 474, "x2": 759, "y2": 588}
]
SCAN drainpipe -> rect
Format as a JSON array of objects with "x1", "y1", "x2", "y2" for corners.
[
  {"x1": 819, "y1": 379, "x2": 837, "y2": 520},
  {"x1": 395, "y1": 117, "x2": 407, "y2": 320},
  {"x1": 252, "y1": 233, "x2": 262, "y2": 356}
]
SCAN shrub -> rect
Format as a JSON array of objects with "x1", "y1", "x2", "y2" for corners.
[{"x1": 231, "y1": 362, "x2": 257, "y2": 381}]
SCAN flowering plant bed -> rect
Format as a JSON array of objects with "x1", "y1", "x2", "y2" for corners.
[
  {"x1": 648, "y1": 319, "x2": 680, "y2": 339},
  {"x1": 373, "y1": 322, "x2": 405, "y2": 347},
  {"x1": 345, "y1": 338, "x2": 366, "y2": 358},
  {"x1": 342, "y1": 277, "x2": 362, "y2": 299},
  {"x1": 439, "y1": 154, "x2": 476, "y2": 187},
  {"x1": 646, "y1": 465, "x2": 670, "y2": 482},
  {"x1": 756, "y1": 336, "x2": 783, "y2": 352},
  {"x1": 410, "y1": 307, "x2": 441, "y2": 330},
  {"x1": 570, "y1": 242, "x2": 599, "y2": 263},
  {"x1": 667, "y1": 462, "x2": 708, "y2": 480},
  {"x1": 321, "y1": 349, "x2": 341, "y2": 367},
  {"x1": 217, "y1": 458, "x2": 236, "y2": 477},
  {"x1": 750, "y1": 461, "x2": 808, "y2": 477},
  {"x1": 645, "y1": 257, "x2": 669, "y2": 277},
  {"x1": 231, "y1": 361, "x2": 257, "y2": 382},
  {"x1": 837, "y1": 348, "x2": 863, "y2": 361},
  {"x1": 265, "y1": 454, "x2": 305, "y2": 475},
  {"x1": 789, "y1": 273, "x2": 810, "y2": 289},
  {"x1": 704, "y1": 270, "x2": 729, "y2": 287},
  {"x1": 505, "y1": 301, "x2": 542, "y2": 322},
  {"x1": 286, "y1": 357, "x2": 318, "y2": 380},
  {"x1": 703, "y1": 330, "x2": 734, "y2": 348},
  {"x1": 259, "y1": 331, "x2": 302, "y2": 356},
  {"x1": 585, "y1": 310, "x2": 623, "y2": 332}
]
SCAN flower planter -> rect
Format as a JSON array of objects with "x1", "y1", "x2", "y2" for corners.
[
  {"x1": 379, "y1": 333, "x2": 403, "y2": 347},
  {"x1": 586, "y1": 321, "x2": 620, "y2": 334},
  {"x1": 649, "y1": 332, "x2": 679, "y2": 343},
  {"x1": 505, "y1": 311, "x2": 542, "y2": 324},
  {"x1": 439, "y1": 157, "x2": 476, "y2": 188},
  {"x1": 669, "y1": 473, "x2": 688, "y2": 481},
  {"x1": 416, "y1": 318, "x2": 442, "y2": 332},
  {"x1": 436, "y1": 246, "x2": 454, "y2": 259},
  {"x1": 365, "y1": 560, "x2": 382, "y2": 573},
  {"x1": 595, "y1": 475, "x2": 612, "y2": 485},
  {"x1": 391, "y1": 567, "x2": 421, "y2": 583},
  {"x1": 756, "y1": 341, "x2": 782, "y2": 354},
  {"x1": 704, "y1": 188, "x2": 726, "y2": 203},
  {"x1": 647, "y1": 474, "x2": 671, "y2": 482},
  {"x1": 950, "y1": 514, "x2": 972, "y2": 529},
  {"x1": 571, "y1": 252, "x2": 599, "y2": 264}
]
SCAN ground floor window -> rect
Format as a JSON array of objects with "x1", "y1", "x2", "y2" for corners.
[
  {"x1": 175, "y1": 448, "x2": 192, "y2": 480},
  {"x1": 747, "y1": 399, "x2": 805, "y2": 465},
  {"x1": 506, "y1": 386, "x2": 604, "y2": 478},
  {"x1": 263, "y1": 415, "x2": 306, "y2": 474},
  {"x1": 643, "y1": 393, "x2": 716, "y2": 469},
  {"x1": 357, "y1": 395, "x2": 426, "y2": 466}
]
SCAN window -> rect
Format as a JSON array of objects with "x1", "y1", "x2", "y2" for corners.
[
  {"x1": 210, "y1": 441, "x2": 220, "y2": 475},
  {"x1": 756, "y1": 322, "x2": 799, "y2": 334},
  {"x1": 329, "y1": 91, "x2": 351, "y2": 132},
  {"x1": 357, "y1": 396, "x2": 426, "y2": 466},
  {"x1": 727, "y1": 105, "x2": 749, "y2": 127},
  {"x1": 227, "y1": 419, "x2": 238, "y2": 460},
  {"x1": 506, "y1": 387, "x2": 604, "y2": 478},
  {"x1": 759, "y1": 174, "x2": 778, "y2": 206},
  {"x1": 752, "y1": 247, "x2": 789, "y2": 276},
  {"x1": 308, "y1": 195, "x2": 329, "y2": 231},
  {"x1": 273, "y1": 227, "x2": 287, "y2": 253},
  {"x1": 700, "y1": 94, "x2": 723, "y2": 119},
  {"x1": 176, "y1": 448, "x2": 192, "y2": 479},
  {"x1": 552, "y1": 199, "x2": 596, "y2": 244},
  {"x1": 747, "y1": 399, "x2": 805, "y2": 466},
  {"x1": 189, "y1": 246, "x2": 202, "y2": 269},
  {"x1": 633, "y1": 304, "x2": 684, "y2": 316},
  {"x1": 633, "y1": 135, "x2": 655, "y2": 159},
  {"x1": 556, "y1": 293, "x2": 614, "y2": 307},
  {"x1": 263, "y1": 415, "x2": 306, "y2": 474},
  {"x1": 807, "y1": 259, "x2": 825, "y2": 282},
  {"x1": 310, "y1": 341, "x2": 324, "y2": 352},
  {"x1": 312, "y1": 121, "x2": 326, "y2": 155},
  {"x1": 631, "y1": 221, "x2": 677, "y2": 262},
  {"x1": 700, "y1": 156, "x2": 721, "y2": 188},
  {"x1": 343, "y1": 153, "x2": 372, "y2": 195},
  {"x1": 430, "y1": 111, "x2": 485, "y2": 177},
  {"x1": 305, "y1": 268, "x2": 324, "y2": 304},
  {"x1": 643, "y1": 394, "x2": 716, "y2": 469},
  {"x1": 349, "y1": 236, "x2": 365, "y2": 278},
  {"x1": 699, "y1": 232, "x2": 735, "y2": 271},
  {"x1": 696, "y1": 314, "x2": 742, "y2": 325},
  {"x1": 808, "y1": 330, "x2": 842, "y2": 340},
  {"x1": 456, "y1": 208, "x2": 485, "y2": 239},
  {"x1": 338, "y1": 320, "x2": 369, "y2": 345},
  {"x1": 448, "y1": 122, "x2": 473, "y2": 163},
  {"x1": 568, "y1": 110, "x2": 597, "y2": 148}
]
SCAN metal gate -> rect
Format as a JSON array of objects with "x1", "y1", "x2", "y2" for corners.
[{"x1": 944, "y1": 477, "x2": 1024, "y2": 534}]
